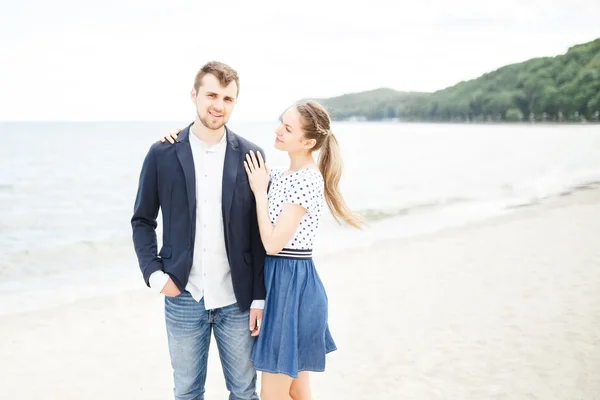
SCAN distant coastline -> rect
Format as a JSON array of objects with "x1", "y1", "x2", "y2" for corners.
[
  {"x1": 331, "y1": 118, "x2": 600, "y2": 125},
  {"x1": 303, "y1": 38, "x2": 600, "y2": 124}
]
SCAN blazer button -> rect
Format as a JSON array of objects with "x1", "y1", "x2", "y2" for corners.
[{"x1": 188, "y1": 245, "x2": 191, "y2": 250}]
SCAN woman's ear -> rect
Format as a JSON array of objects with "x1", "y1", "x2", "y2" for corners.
[{"x1": 304, "y1": 138, "x2": 317, "y2": 150}]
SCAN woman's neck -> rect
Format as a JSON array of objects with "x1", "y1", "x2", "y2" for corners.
[{"x1": 287, "y1": 152, "x2": 315, "y2": 172}]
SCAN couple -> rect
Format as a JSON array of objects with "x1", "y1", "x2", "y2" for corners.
[{"x1": 131, "y1": 61, "x2": 363, "y2": 400}]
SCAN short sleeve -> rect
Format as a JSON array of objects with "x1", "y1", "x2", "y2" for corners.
[{"x1": 284, "y1": 171, "x2": 322, "y2": 215}]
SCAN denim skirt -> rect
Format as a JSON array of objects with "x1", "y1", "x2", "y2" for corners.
[{"x1": 251, "y1": 248, "x2": 337, "y2": 378}]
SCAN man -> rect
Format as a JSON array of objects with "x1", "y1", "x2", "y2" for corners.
[{"x1": 131, "y1": 61, "x2": 266, "y2": 400}]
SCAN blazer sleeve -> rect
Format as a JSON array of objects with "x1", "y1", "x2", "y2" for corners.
[{"x1": 131, "y1": 145, "x2": 164, "y2": 286}]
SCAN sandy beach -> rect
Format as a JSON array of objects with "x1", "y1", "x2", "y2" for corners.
[{"x1": 2, "y1": 188, "x2": 600, "y2": 399}]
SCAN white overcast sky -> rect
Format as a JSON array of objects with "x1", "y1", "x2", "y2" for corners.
[{"x1": 1, "y1": 0, "x2": 599, "y2": 121}]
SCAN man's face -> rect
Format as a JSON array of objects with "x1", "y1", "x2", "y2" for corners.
[{"x1": 191, "y1": 73, "x2": 238, "y2": 130}]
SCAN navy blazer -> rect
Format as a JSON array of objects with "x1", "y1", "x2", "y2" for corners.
[{"x1": 131, "y1": 124, "x2": 266, "y2": 311}]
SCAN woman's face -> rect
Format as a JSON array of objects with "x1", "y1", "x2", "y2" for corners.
[{"x1": 274, "y1": 107, "x2": 316, "y2": 153}]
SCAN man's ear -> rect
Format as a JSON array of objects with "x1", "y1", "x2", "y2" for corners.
[{"x1": 190, "y1": 88, "x2": 197, "y2": 103}]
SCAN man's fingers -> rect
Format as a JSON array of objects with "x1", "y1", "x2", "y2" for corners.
[{"x1": 249, "y1": 309, "x2": 262, "y2": 335}]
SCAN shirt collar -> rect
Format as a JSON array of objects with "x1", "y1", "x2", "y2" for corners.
[{"x1": 190, "y1": 125, "x2": 227, "y2": 153}]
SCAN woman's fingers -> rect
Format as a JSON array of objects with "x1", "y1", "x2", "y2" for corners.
[
  {"x1": 246, "y1": 153, "x2": 256, "y2": 171},
  {"x1": 246, "y1": 151, "x2": 267, "y2": 173},
  {"x1": 256, "y1": 151, "x2": 265, "y2": 170},
  {"x1": 250, "y1": 151, "x2": 261, "y2": 170}
]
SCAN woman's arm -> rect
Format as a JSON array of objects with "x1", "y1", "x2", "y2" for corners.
[
  {"x1": 244, "y1": 151, "x2": 306, "y2": 255},
  {"x1": 253, "y1": 191, "x2": 305, "y2": 255}
]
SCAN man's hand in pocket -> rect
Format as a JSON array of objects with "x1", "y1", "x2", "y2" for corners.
[{"x1": 161, "y1": 278, "x2": 181, "y2": 297}]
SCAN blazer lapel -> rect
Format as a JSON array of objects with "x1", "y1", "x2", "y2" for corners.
[
  {"x1": 222, "y1": 126, "x2": 240, "y2": 226},
  {"x1": 175, "y1": 125, "x2": 196, "y2": 222}
]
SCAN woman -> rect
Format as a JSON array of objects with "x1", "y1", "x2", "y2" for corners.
[{"x1": 161, "y1": 101, "x2": 364, "y2": 399}]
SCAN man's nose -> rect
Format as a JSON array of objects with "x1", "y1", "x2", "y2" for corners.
[{"x1": 213, "y1": 99, "x2": 224, "y2": 110}]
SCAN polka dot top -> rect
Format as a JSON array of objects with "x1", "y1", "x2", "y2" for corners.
[{"x1": 268, "y1": 167, "x2": 325, "y2": 250}]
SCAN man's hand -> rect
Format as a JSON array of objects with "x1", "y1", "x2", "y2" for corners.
[
  {"x1": 249, "y1": 308, "x2": 263, "y2": 337},
  {"x1": 161, "y1": 278, "x2": 181, "y2": 297}
]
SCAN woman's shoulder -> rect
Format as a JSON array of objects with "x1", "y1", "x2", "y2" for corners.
[
  {"x1": 296, "y1": 167, "x2": 323, "y2": 184},
  {"x1": 289, "y1": 168, "x2": 324, "y2": 197},
  {"x1": 272, "y1": 166, "x2": 323, "y2": 187}
]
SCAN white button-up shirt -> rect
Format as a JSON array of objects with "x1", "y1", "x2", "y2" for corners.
[{"x1": 149, "y1": 126, "x2": 263, "y2": 310}]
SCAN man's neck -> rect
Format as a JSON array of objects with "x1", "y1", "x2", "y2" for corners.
[{"x1": 191, "y1": 120, "x2": 225, "y2": 146}]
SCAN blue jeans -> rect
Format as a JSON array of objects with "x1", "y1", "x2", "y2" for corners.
[{"x1": 164, "y1": 292, "x2": 258, "y2": 400}]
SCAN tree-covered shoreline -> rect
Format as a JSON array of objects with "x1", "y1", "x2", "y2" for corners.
[{"x1": 309, "y1": 38, "x2": 600, "y2": 123}]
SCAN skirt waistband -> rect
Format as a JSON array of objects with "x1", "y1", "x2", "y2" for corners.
[{"x1": 268, "y1": 248, "x2": 313, "y2": 260}]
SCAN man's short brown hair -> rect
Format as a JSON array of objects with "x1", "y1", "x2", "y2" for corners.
[{"x1": 194, "y1": 61, "x2": 240, "y2": 95}]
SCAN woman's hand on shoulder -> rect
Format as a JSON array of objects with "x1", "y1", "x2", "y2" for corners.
[
  {"x1": 156, "y1": 129, "x2": 181, "y2": 144},
  {"x1": 244, "y1": 150, "x2": 270, "y2": 195}
]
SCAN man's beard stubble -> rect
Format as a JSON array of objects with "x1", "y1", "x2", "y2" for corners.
[{"x1": 197, "y1": 110, "x2": 226, "y2": 131}]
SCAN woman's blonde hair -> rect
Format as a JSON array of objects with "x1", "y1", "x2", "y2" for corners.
[{"x1": 295, "y1": 101, "x2": 365, "y2": 229}]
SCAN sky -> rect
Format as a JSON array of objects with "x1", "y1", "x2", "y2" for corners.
[{"x1": 1, "y1": 0, "x2": 599, "y2": 122}]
